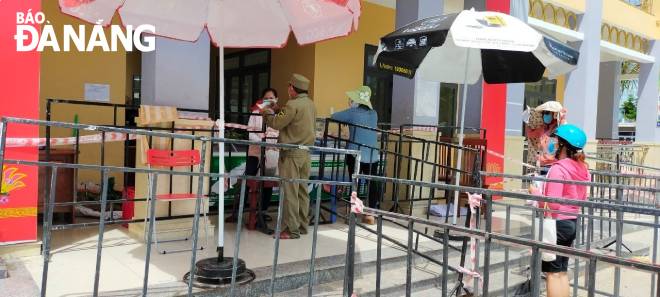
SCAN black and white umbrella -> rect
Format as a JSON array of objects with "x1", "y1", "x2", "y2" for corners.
[
  {"x1": 375, "y1": 9, "x2": 580, "y2": 222},
  {"x1": 374, "y1": 9, "x2": 579, "y2": 83}
]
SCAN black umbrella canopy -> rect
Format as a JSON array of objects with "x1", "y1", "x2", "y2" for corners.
[
  {"x1": 375, "y1": 11, "x2": 580, "y2": 84},
  {"x1": 376, "y1": 14, "x2": 457, "y2": 78}
]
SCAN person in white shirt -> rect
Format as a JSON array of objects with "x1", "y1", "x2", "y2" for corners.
[{"x1": 245, "y1": 88, "x2": 280, "y2": 234}]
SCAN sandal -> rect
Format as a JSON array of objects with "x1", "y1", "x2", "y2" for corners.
[{"x1": 272, "y1": 231, "x2": 300, "y2": 240}]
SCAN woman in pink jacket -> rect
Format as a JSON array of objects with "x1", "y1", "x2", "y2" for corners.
[{"x1": 530, "y1": 124, "x2": 589, "y2": 297}]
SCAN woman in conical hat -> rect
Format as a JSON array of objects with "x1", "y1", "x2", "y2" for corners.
[{"x1": 524, "y1": 100, "x2": 567, "y2": 174}]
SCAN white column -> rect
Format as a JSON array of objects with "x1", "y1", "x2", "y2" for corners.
[
  {"x1": 505, "y1": 0, "x2": 528, "y2": 136},
  {"x1": 391, "y1": 0, "x2": 444, "y2": 127},
  {"x1": 563, "y1": 2, "x2": 602, "y2": 139},
  {"x1": 596, "y1": 61, "x2": 622, "y2": 139},
  {"x1": 141, "y1": 31, "x2": 211, "y2": 110},
  {"x1": 636, "y1": 41, "x2": 660, "y2": 142}
]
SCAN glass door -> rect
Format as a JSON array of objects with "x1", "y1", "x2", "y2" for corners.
[{"x1": 363, "y1": 45, "x2": 393, "y2": 124}]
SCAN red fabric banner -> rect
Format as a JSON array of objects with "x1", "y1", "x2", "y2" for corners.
[{"x1": 0, "y1": 0, "x2": 41, "y2": 244}]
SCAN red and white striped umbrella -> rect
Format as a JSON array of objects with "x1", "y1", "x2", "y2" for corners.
[{"x1": 59, "y1": 0, "x2": 361, "y2": 47}]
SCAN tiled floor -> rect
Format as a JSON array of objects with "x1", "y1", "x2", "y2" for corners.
[
  {"x1": 17, "y1": 215, "x2": 453, "y2": 297},
  {"x1": 3, "y1": 206, "x2": 656, "y2": 297}
]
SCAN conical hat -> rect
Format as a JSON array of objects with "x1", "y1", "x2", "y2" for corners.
[{"x1": 535, "y1": 101, "x2": 563, "y2": 113}]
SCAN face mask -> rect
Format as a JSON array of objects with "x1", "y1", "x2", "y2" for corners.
[
  {"x1": 547, "y1": 139, "x2": 557, "y2": 155},
  {"x1": 351, "y1": 102, "x2": 359, "y2": 108},
  {"x1": 543, "y1": 113, "x2": 553, "y2": 124}
]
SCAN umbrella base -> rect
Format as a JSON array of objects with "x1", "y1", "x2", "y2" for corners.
[{"x1": 183, "y1": 257, "x2": 255, "y2": 289}]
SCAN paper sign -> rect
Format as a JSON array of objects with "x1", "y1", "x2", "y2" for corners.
[
  {"x1": 414, "y1": 79, "x2": 439, "y2": 117},
  {"x1": 451, "y1": 10, "x2": 541, "y2": 51},
  {"x1": 84, "y1": 83, "x2": 110, "y2": 102}
]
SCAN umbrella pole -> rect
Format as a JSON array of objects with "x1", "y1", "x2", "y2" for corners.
[
  {"x1": 452, "y1": 48, "x2": 470, "y2": 225},
  {"x1": 218, "y1": 45, "x2": 226, "y2": 259},
  {"x1": 185, "y1": 45, "x2": 254, "y2": 287}
]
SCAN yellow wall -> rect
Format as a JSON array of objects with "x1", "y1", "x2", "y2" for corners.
[
  {"x1": 503, "y1": 136, "x2": 525, "y2": 190},
  {"x1": 547, "y1": 0, "x2": 586, "y2": 12},
  {"x1": 40, "y1": 1, "x2": 130, "y2": 190},
  {"x1": 550, "y1": 0, "x2": 659, "y2": 38},
  {"x1": 555, "y1": 75, "x2": 565, "y2": 103},
  {"x1": 602, "y1": 0, "x2": 660, "y2": 39},
  {"x1": 313, "y1": 2, "x2": 396, "y2": 117},
  {"x1": 640, "y1": 143, "x2": 660, "y2": 168},
  {"x1": 271, "y1": 36, "x2": 316, "y2": 104}
]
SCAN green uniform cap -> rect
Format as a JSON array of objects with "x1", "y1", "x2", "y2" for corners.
[
  {"x1": 346, "y1": 85, "x2": 373, "y2": 109},
  {"x1": 289, "y1": 73, "x2": 311, "y2": 91}
]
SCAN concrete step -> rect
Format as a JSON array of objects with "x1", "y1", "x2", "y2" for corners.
[
  {"x1": 195, "y1": 238, "x2": 523, "y2": 297},
  {"x1": 192, "y1": 218, "x2": 653, "y2": 297},
  {"x1": 275, "y1": 249, "x2": 529, "y2": 297}
]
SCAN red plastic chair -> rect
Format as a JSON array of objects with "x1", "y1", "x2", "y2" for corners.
[
  {"x1": 147, "y1": 149, "x2": 201, "y2": 167},
  {"x1": 144, "y1": 149, "x2": 209, "y2": 254}
]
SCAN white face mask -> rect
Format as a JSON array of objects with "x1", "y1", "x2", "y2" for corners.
[{"x1": 350, "y1": 102, "x2": 359, "y2": 108}]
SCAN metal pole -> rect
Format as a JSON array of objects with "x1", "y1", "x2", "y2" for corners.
[
  {"x1": 376, "y1": 214, "x2": 383, "y2": 297},
  {"x1": 343, "y1": 212, "x2": 357, "y2": 297},
  {"x1": 482, "y1": 194, "x2": 492, "y2": 297},
  {"x1": 530, "y1": 246, "x2": 541, "y2": 297},
  {"x1": 391, "y1": 128, "x2": 404, "y2": 213},
  {"x1": 650, "y1": 214, "x2": 659, "y2": 297},
  {"x1": 406, "y1": 220, "x2": 414, "y2": 297},
  {"x1": 230, "y1": 179, "x2": 247, "y2": 296},
  {"x1": 45, "y1": 101, "x2": 53, "y2": 231},
  {"x1": 453, "y1": 48, "x2": 471, "y2": 224},
  {"x1": 270, "y1": 184, "x2": 286, "y2": 296},
  {"x1": 217, "y1": 44, "x2": 226, "y2": 257},
  {"x1": 573, "y1": 217, "x2": 581, "y2": 297},
  {"x1": 474, "y1": 213, "x2": 481, "y2": 297},
  {"x1": 587, "y1": 258, "x2": 597, "y2": 297},
  {"x1": 504, "y1": 205, "x2": 511, "y2": 297},
  {"x1": 40, "y1": 167, "x2": 58, "y2": 297},
  {"x1": 614, "y1": 186, "x2": 624, "y2": 297},
  {"x1": 308, "y1": 184, "x2": 323, "y2": 297},
  {"x1": 442, "y1": 227, "x2": 449, "y2": 297},
  {"x1": 187, "y1": 141, "x2": 208, "y2": 296},
  {"x1": 142, "y1": 173, "x2": 158, "y2": 296},
  {"x1": 92, "y1": 169, "x2": 110, "y2": 296}
]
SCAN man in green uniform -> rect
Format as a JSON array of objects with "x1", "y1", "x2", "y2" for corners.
[{"x1": 262, "y1": 74, "x2": 316, "y2": 239}]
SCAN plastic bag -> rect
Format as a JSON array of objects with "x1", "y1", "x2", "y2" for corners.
[
  {"x1": 521, "y1": 105, "x2": 531, "y2": 124},
  {"x1": 534, "y1": 216, "x2": 557, "y2": 262},
  {"x1": 264, "y1": 150, "x2": 279, "y2": 176}
]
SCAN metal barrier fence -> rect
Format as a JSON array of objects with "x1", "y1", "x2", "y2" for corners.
[
  {"x1": 480, "y1": 171, "x2": 660, "y2": 297},
  {"x1": 348, "y1": 173, "x2": 660, "y2": 297},
  {"x1": 0, "y1": 117, "x2": 361, "y2": 297},
  {"x1": 2, "y1": 117, "x2": 659, "y2": 297},
  {"x1": 42, "y1": 99, "x2": 276, "y2": 224},
  {"x1": 322, "y1": 118, "x2": 483, "y2": 217},
  {"x1": 590, "y1": 141, "x2": 650, "y2": 172}
]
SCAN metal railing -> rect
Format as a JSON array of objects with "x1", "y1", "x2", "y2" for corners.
[
  {"x1": 322, "y1": 119, "x2": 483, "y2": 217},
  {"x1": 2, "y1": 117, "x2": 659, "y2": 297},
  {"x1": 346, "y1": 173, "x2": 660, "y2": 297},
  {"x1": 0, "y1": 117, "x2": 361, "y2": 297},
  {"x1": 43, "y1": 99, "x2": 285, "y2": 225},
  {"x1": 480, "y1": 171, "x2": 659, "y2": 297}
]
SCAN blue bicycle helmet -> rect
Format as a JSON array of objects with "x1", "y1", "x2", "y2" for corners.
[{"x1": 554, "y1": 124, "x2": 587, "y2": 150}]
